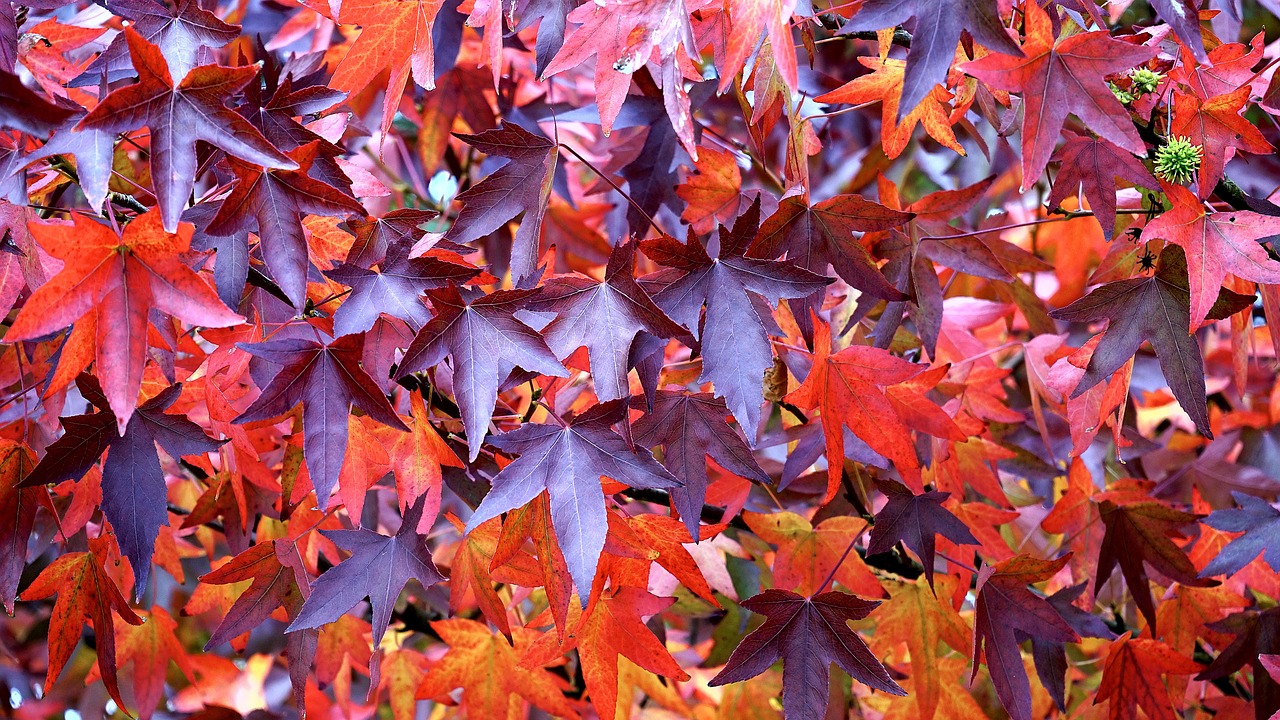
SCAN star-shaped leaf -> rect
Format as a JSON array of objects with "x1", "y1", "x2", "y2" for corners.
[
  {"x1": 20, "y1": 541, "x2": 144, "y2": 714},
  {"x1": 1171, "y1": 85, "x2": 1272, "y2": 195},
  {"x1": 1095, "y1": 481, "x2": 1216, "y2": 634},
  {"x1": 77, "y1": 27, "x2": 296, "y2": 232},
  {"x1": 709, "y1": 589, "x2": 905, "y2": 719},
  {"x1": 397, "y1": 285, "x2": 568, "y2": 461},
  {"x1": 234, "y1": 333, "x2": 410, "y2": 509},
  {"x1": 816, "y1": 57, "x2": 966, "y2": 159},
  {"x1": 21, "y1": 376, "x2": 223, "y2": 598},
  {"x1": 443, "y1": 122, "x2": 559, "y2": 286},
  {"x1": 324, "y1": 231, "x2": 482, "y2": 336},
  {"x1": 328, "y1": 0, "x2": 449, "y2": 131},
  {"x1": 7, "y1": 209, "x2": 243, "y2": 432},
  {"x1": 1047, "y1": 135, "x2": 1156, "y2": 241},
  {"x1": 961, "y1": 0, "x2": 1155, "y2": 190},
  {"x1": 206, "y1": 140, "x2": 364, "y2": 308},
  {"x1": 527, "y1": 241, "x2": 684, "y2": 401},
  {"x1": 972, "y1": 555, "x2": 1078, "y2": 720},
  {"x1": 1199, "y1": 492, "x2": 1280, "y2": 578},
  {"x1": 416, "y1": 618, "x2": 580, "y2": 718},
  {"x1": 841, "y1": 0, "x2": 1022, "y2": 121},
  {"x1": 632, "y1": 390, "x2": 769, "y2": 540},
  {"x1": 866, "y1": 479, "x2": 977, "y2": 588},
  {"x1": 288, "y1": 496, "x2": 443, "y2": 644},
  {"x1": 643, "y1": 199, "x2": 830, "y2": 437},
  {"x1": 786, "y1": 319, "x2": 964, "y2": 500},
  {"x1": 1096, "y1": 633, "x2": 1201, "y2": 720},
  {"x1": 1141, "y1": 182, "x2": 1280, "y2": 330},
  {"x1": 1049, "y1": 244, "x2": 1253, "y2": 437},
  {"x1": 464, "y1": 400, "x2": 681, "y2": 601}
]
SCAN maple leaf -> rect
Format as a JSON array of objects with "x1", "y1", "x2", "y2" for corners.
[
  {"x1": 527, "y1": 241, "x2": 684, "y2": 402},
  {"x1": 0, "y1": 69, "x2": 73, "y2": 135},
  {"x1": 840, "y1": 0, "x2": 1022, "y2": 121},
  {"x1": 1047, "y1": 135, "x2": 1157, "y2": 241},
  {"x1": 709, "y1": 589, "x2": 905, "y2": 718},
  {"x1": 416, "y1": 618, "x2": 580, "y2": 718},
  {"x1": 1095, "y1": 633, "x2": 1201, "y2": 720},
  {"x1": 20, "y1": 540, "x2": 144, "y2": 714},
  {"x1": 1170, "y1": 85, "x2": 1272, "y2": 195},
  {"x1": 961, "y1": 0, "x2": 1155, "y2": 190},
  {"x1": 1048, "y1": 244, "x2": 1253, "y2": 437},
  {"x1": 205, "y1": 140, "x2": 364, "y2": 308},
  {"x1": 817, "y1": 57, "x2": 965, "y2": 159},
  {"x1": 234, "y1": 333, "x2": 410, "y2": 509},
  {"x1": 443, "y1": 123, "x2": 559, "y2": 286},
  {"x1": 632, "y1": 390, "x2": 769, "y2": 540},
  {"x1": 642, "y1": 199, "x2": 830, "y2": 437},
  {"x1": 786, "y1": 318, "x2": 964, "y2": 500},
  {"x1": 0, "y1": 439, "x2": 37, "y2": 613},
  {"x1": 289, "y1": 496, "x2": 443, "y2": 644},
  {"x1": 397, "y1": 284, "x2": 568, "y2": 461},
  {"x1": 1140, "y1": 182, "x2": 1280, "y2": 330},
  {"x1": 464, "y1": 400, "x2": 680, "y2": 600},
  {"x1": 1095, "y1": 482, "x2": 1216, "y2": 634},
  {"x1": 1199, "y1": 491, "x2": 1280, "y2": 577},
  {"x1": 866, "y1": 479, "x2": 978, "y2": 589},
  {"x1": 324, "y1": 230, "x2": 482, "y2": 336},
  {"x1": 971, "y1": 555, "x2": 1078, "y2": 720},
  {"x1": 7, "y1": 210, "x2": 242, "y2": 431},
  {"x1": 77, "y1": 27, "x2": 296, "y2": 232}
]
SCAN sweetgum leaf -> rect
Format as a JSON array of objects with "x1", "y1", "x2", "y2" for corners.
[
  {"x1": 289, "y1": 496, "x2": 444, "y2": 645},
  {"x1": 397, "y1": 284, "x2": 568, "y2": 461},
  {"x1": 631, "y1": 390, "x2": 769, "y2": 540},
  {"x1": 709, "y1": 589, "x2": 905, "y2": 719},
  {"x1": 464, "y1": 400, "x2": 680, "y2": 602},
  {"x1": 642, "y1": 198, "x2": 830, "y2": 438},
  {"x1": 77, "y1": 27, "x2": 296, "y2": 233},
  {"x1": 22, "y1": 375, "x2": 222, "y2": 600},
  {"x1": 1049, "y1": 244, "x2": 1253, "y2": 437},
  {"x1": 234, "y1": 334, "x2": 409, "y2": 509},
  {"x1": 961, "y1": 0, "x2": 1155, "y2": 191},
  {"x1": 526, "y1": 241, "x2": 685, "y2": 402},
  {"x1": 840, "y1": 0, "x2": 1022, "y2": 122}
]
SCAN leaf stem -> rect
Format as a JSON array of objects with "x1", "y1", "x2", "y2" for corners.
[{"x1": 557, "y1": 142, "x2": 665, "y2": 237}]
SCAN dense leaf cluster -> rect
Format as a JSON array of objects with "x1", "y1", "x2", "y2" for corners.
[{"x1": 1, "y1": 1, "x2": 1280, "y2": 719}]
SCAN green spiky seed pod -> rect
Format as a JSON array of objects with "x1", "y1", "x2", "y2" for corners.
[
  {"x1": 1130, "y1": 68, "x2": 1163, "y2": 95},
  {"x1": 1110, "y1": 83, "x2": 1134, "y2": 104},
  {"x1": 1154, "y1": 136, "x2": 1202, "y2": 185}
]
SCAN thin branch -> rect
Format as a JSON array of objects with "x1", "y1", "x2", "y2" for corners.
[{"x1": 558, "y1": 142, "x2": 665, "y2": 237}]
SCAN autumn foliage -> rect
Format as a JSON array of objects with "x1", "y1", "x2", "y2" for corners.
[{"x1": 6, "y1": 0, "x2": 1280, "y2": 718}]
